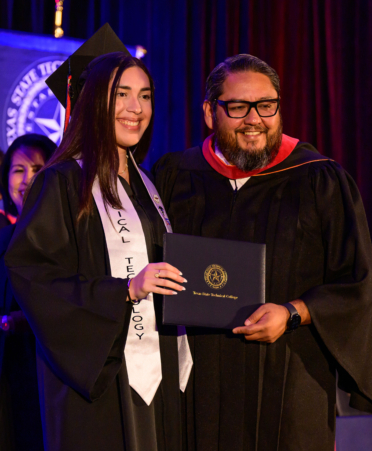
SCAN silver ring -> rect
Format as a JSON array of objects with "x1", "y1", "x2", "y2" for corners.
[{"x1": 155, "y1": 270, "x2": 161, "y2": 278}]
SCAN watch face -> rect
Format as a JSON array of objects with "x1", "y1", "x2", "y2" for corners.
[{"x1": 289, "y1": 314, "x2": 301, "y2": 330}]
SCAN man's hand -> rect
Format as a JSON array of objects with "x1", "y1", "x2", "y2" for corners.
[{"x1": 232, "y1": 300, "x2": 311, "y2": 343}]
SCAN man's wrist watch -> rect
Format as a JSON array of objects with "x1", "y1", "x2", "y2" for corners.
[{"x1": 283, "y1": 303, "x2": 301, "y2": 333}]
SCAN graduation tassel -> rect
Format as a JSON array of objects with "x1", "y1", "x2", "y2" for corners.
[
  {"x1": 64, "y1": 74, "x2": 72, "y2": 133},
  {"x1": 63, "y1": 57, "x2": 73, "y2": 133},
  {"x1": 63, "y1": 56, "x2": 73, "y2": 133}
]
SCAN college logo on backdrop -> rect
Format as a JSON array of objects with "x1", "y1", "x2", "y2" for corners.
[{"x1": 3, "y1": 57, "x2": 66, "y2": 148}]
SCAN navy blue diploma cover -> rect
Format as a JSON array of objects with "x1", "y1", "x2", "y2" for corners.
[{"x1": 162, "y1": 233, "x2": 266, "y2": 329}]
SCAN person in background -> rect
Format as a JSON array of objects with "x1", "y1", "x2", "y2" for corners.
[
  {"x1": 0, "y1": 135, "x2": 56, "y2": 227},
  {"x1": 0, "y1": 133, "x2": 56, "y2": 451}
]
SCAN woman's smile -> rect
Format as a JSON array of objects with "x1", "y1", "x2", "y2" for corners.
[{"x1": 116, "y1": 117, "x2": 142, "y2": 131}]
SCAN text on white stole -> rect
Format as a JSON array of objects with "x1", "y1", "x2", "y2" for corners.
[{"x1": 116, "y1": 210, "x2": 145, "y2": 340}]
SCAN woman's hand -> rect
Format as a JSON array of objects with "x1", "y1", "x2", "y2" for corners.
[{"x1": 128, "y1": 262, "x2": 186, "y2": 301}]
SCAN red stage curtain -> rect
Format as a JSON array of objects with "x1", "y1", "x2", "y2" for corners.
[{"x1": 248, "y1": 0, "x2": 372, "y2": 224}]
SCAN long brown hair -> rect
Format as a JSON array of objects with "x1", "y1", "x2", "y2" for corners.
[{"x1": 41, "y1": 52, "x2": 155, "y2": 220}]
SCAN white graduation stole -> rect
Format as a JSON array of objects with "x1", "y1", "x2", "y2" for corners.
[{"x1": 91, "y1": 153, "x2": 192, "y2": 405}]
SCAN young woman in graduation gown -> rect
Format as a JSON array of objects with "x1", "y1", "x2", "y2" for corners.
[
  {"x1": 4, "y1": 53, "x2": 191, "y2": 451},
  {"x1": 0, "y1": 134, "x2": 56, "y2": 451}
]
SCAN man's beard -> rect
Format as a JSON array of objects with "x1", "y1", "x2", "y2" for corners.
[{"x1": 214, "y1": 116, "x2": 283, "y2": 172}]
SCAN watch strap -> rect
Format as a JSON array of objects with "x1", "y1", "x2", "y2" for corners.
[
  {"x1": 283, "y1": 302, "x2": 301, "y2": 333},
  {"x1": 283, "y1": 302, "x2": 298, "y2": 317}
]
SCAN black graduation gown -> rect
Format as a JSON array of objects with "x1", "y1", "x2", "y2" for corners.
[
  {"x1": 153, "y1": 143, "x2": 372, "y2": 451},
  {"x1": 0, "y1": 223, "x2": 44, "y2": 451},
  {"x1": 4, "y1": 159, "x2": 182, "y2": 451}
]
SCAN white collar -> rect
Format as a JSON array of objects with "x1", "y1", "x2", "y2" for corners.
[{"x1": 214, "y1": 145, "x2": 234, "y2": 166}]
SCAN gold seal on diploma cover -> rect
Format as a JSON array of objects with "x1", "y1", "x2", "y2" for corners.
[{"x1": 204, "y1": 264, "x2": 228, "y2": 289}]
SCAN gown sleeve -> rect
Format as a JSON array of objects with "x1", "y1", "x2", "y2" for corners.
[
  {"x1": 4, "y1": 166, "x2": 131, "y2": 402},
  {"x1": 301, "y1": 160, "x2": 372, "y2": 411}
]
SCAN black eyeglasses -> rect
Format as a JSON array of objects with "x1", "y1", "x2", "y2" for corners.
[{"x1": 215, "y1": 98, "x2": 280, "y2": 118}]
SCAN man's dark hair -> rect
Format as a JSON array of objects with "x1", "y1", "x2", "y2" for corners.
[
  {"x1": 205, "y1": 54, "x2": 280, "y2": 108},
  {"x1": 1, "y1": 134, "x2": 56, "y2": 216}
]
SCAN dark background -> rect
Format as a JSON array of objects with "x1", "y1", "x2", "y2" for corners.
[{"x1": 2, "y1": 0, "x2": 372, "y2": 225}]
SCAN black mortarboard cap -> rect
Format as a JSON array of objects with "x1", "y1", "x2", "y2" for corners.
[{"x1": 46, "y1": 23, "x2": 130, "y2": 111}]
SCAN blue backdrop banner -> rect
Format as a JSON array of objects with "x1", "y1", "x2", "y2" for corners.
[{"x1": 0, "y1": 29, "x2": 139, "y2": 153}]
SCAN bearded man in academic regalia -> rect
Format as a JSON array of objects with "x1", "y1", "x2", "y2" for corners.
[{"x1": 154, "y1": 54, "x2": 372, "y2": 451}]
